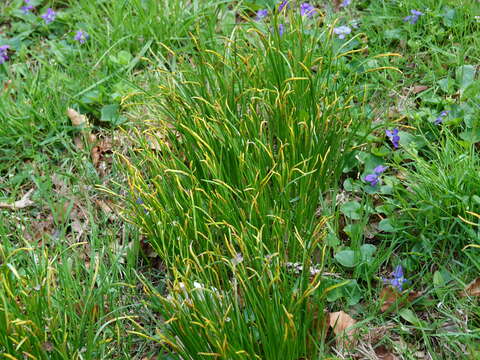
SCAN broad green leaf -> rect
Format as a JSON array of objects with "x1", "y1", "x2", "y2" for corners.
[
  {"x1": 384, "y1": 29, "x2": 403, "y2": 40},
  {"x1": 340, "y1": 201, "x2": 362, "y2": 220},
  {"x1": 462, "y1": 81, "x2": 480, "y2": 101},
  {"x1": 343, "y1": 223, "x2": 361, "y2": 239},
  {"x1": 433, "y1": 271, "x2": 444, "y2": 287},
  {"x1": 442, "y1": 7, "x2": 456, "y2": 27},
  {"x1": 360, "y1": 244, "x2": 376, "y2": 261},
  {"x1": 456, "y1": 65, "x2": 476, "y2": 92},
  {"x1": 101, "y1": 104, "x2": 120, "y2": 122},
  {"x1": 399, "y1": 308, "x2": 422, "y2": 326},
  {"x1": 459, "y1": 129, "x2": 480, "y2": 144},
  {"x1": 80, "y1": 90, "x2": 102, "y2": 105},
  {"x1": 438, "y1": 77, "x2": 455, "y2": 94},
  {"x1": 344, "y1": 280, "x2": 363, "y2": 305},
  {"x1": 117, "y1": 50, "x2": 133, "y2": 66},
  {"x1": 335, "y1": 250, "x2": 357, "y2": 267},
  {"x1": 378, "y1": 218, "x2": 394, "y2": 232}
]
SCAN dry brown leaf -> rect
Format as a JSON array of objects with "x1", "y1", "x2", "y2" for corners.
[
  {"x1": 88, "y1": 133, "x2": 97, "y2": 144},
  {"x1": 328, "y1": 311, "x2": 357, "y2": 347},
  {"x1": 380, "y1": 287, "x2": 422, "y2": 312},
  {"x1": 380, "y1": 287, "x2": 398, "y2": 312},
  {"x1": 462, "y1": 278, "x2": 480, "y2": 297},
  {"x1": 95, "y1": 199, "x2": 113, "y2": 214},
  {"x1": 90, "y1": 137, "x2": 113, "y2": 177},
  {"x1": 42, "y1": 342, "x2": 54, "y2": 352},
  {"x1": 362, "y1": 323, "x2": 396, "y2": 346},
  {"x1": 332, "y1": 0, "x2": 342, "y2": 11},
  {"x1": 3, "y1": 79, "x2": 12, "y2": 92},
  {"x1": 64, "y1": 201, "x2": 89, "y2": 242},
  {"x1": 91, "y1": 146, "x2": 101, "y2": 167},
  {"x1": 67, "y1": 109, "x2": 97, "y2": 150},
  {"x1": 0, "y1": 188, "x2": 35, "y2": 210},
  {"x1": 24, "y1": 212, "x2": 56, "y2": 245},
  {"x1": 95, "y1": 199, "x2": 117, "y2": 221},
  {"x1": 67, "y1": 108, "x2": 88, "y2": 127},
  {"x1": 375, "y1": 345, "x2": 398, "y2": 360},
  {"x1": 412, "y1": 85, "x2": 429, "y2": 94},
  {"x1": 73, "y1": 136, "x2": 84, "y2": 150}
]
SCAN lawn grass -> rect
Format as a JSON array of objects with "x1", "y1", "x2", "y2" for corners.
[{"x1": 1, "y1": 0, "x2": 479, "y2": 359}]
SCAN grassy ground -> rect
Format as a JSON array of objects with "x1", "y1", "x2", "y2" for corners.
[{"x1": 0, "y1": 0, "x2": 479, "y2": 359}]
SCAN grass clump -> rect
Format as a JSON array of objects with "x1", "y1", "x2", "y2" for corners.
[
  {"x1": 124, "y1": 13, "x2": 393, "y2": 357},
  {"x1": 0, "y1": 220, "x2": 141, "y2": 359},
  {"x1": 389, "y1": 131, "x2": 480, "y2": 254}
]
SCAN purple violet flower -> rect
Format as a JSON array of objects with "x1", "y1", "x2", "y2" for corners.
[
  {"x1": 403, "y1": 9, "x2": 424, "y2": 25},
  {"x1": 74, "y1": 30, "x2": 89, "y2": 44},
  {"x1": 333, "y1": 25, "x2": 352, "y2": 39},
  {"x1": 364, "y1": 165, "x2": 388, "y2": 187},
  {"x1": 271, "y1": 24, "x2": 286, "y2": 36},
  {"x1": 256, "y1": 9, "x2": 268, "y2": 20},
  {"x1": 21, "y1": 0, "x2": 35, "y2": 14},
  {"x1": 300, "y1": 3, "x2": 316, "y2": 17},
  {"x1": 0, "y1": 45, "x2": 10, "y2": 64},
  {"x1": 21, "y1": 5, "x2": 34, "y2": 14},
  {"x1": 385, "y1": 128, "x2": 400, "y2": 148},
  {"x1": 41, "y1": 8, "x2": 56, "y2": 24},
  {"x1": 383, "y1": 265, "x2": 408, "y2": 291},
  {"x1": 278, "y1": 0, "x2": 289, "y2": 12},
  {"x1": 340, "y1": 0, "x2": 351, "y2": 7},
  {"x1": 434, "y1": 110, "x2": 449, "y2": 125},
  {"x1": 136, "y1": 197, "x2": 148, "y2": 213}
]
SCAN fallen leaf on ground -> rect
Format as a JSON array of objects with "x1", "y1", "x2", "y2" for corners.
[
  {"x1": 375, "y1": 345, "x2": 398, "y2": 360},
  {"x1": 24, "y1": 212, "x2": 55, "y2": 245},
  {"x1": 380, "y1": 287, "x2": 422, "y2": 312},
  {"x1": 95, "y1": 198, "x2": 117, "y2": 221},
  {"x1": 3, "y1": 79, "x2": 12, "y2": 92},
  {"x1": 90, "y1": 136, "x2": 113, "y2": 177},
  {"x1": 42, "y1": 342, "x2": 54, "y2": 352},
  {"x1": 462, "y1": 278, "x2": 480, "y2": 297},
  {"x1": 0, "y1": 188, "x2": 35, "y2": 210},
  {"x1": 412, "y1": 85, "x2": 429, "y2": 94},
  {"x1": 362, "y1": 323, "x2": 396, "y2": 345},
  {"x1": 67, "y1": 108, "x2": 88, "y2": 127},
  {"x1": 73, "y1": 136, "x2": 84, "y2": 150},
  {"x1": 95, "y1": 199, "x2": 114, "y2": 214},
  {"x1": 328, "y1": 311, "x2": 357, "y2": 348},
  {"x1": 67, "y1": 108, "x2": 96, "y2": 149}
]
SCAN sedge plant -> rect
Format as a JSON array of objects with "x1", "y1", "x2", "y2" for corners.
[{"x1": 122, "y1": 7, "x2": 396, "y2": 358}]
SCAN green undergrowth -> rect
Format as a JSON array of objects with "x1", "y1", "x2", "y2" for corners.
[{"x1": 1, "y1": 0, "x2": 480, "y2": 359}]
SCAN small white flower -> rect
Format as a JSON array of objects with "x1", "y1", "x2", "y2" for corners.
[
  {"x1": 178, "y1": 282, "x2": 187, "y2": 291},
  {"x1": 333, "y1": 25, "x2": 352, "y2": 39},
  {"x1": 231, "y1": 253, "x2": 243, "y2": 266}
]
